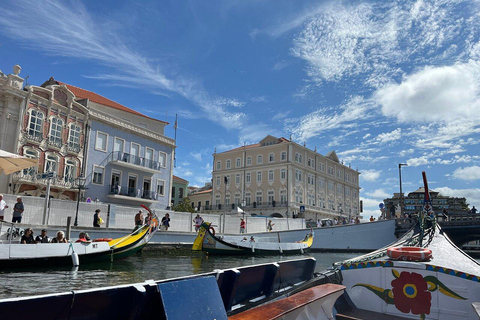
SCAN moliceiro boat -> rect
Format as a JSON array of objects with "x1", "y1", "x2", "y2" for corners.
[
  {"x1": 0, "y1": 208, "x2": 159, "y2": 268},
  {"x1": 192, "y1": 222, "x2": 314, "y2": 255}
]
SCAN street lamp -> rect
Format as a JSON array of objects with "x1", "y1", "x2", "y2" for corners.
[
  {"x1": 241, "y1": 199, "x2": 246, "y2": 220},
  {"x1": 74, "y1": 176, "x2": 86, "y2": 227},
  {"x1": 398, "y1": 163, "x2": 408, "y2": 217}
]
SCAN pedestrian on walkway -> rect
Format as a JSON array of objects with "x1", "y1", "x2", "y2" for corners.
[
  {"x1": 0, "y1": 194, "x2": 8, "y2": 221},
  {"x1": 240, "y1": 218, "x2": 246, "y2": 233},
  {"x1": 161, "y1": 213, "x2": 170, "y2": 231},
  {"x1": 267, "y1": 219, "x2": 274, "y2": 232},
  {"x1": 12, "y1": 196, "x2": 24, "y2": 223},
  {"x1": 93, "y1": 209, "x2": 102, "y2": 227},
  {"x1": 193, "y1": 214, "x2": 203, "y2": 232}
]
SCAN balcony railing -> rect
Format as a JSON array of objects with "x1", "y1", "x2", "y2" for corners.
[
  {"x1": 12, "y1": 170, "x2": 78, "y2": 189},
  {"x1": 67, "y1": 142, "x2": 81, "y2": 153},
  {"x1": 109, "y1": 184, "x2": 158, "y2": 200},
  {"x1": 111, "y1": 151, "x2": 162, "y2": 171},
  {"x1": 26, "y1": 131, "x2": 43, "y2": 143},
  {"x1": 47, "y1": 137, "x2": 63, "y2": 148}
]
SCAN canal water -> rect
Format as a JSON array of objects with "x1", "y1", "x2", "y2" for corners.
[{"x1": 0, "y1": 249, "x2": 359, "y2": 299}]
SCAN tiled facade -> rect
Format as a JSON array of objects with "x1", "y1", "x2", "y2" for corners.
[
  {"x1": 209, "y1": 135, "x2": 361, "y2": 220},
  {"x1": 0, "y1": 65, "x2": 175, "y2": 210}
]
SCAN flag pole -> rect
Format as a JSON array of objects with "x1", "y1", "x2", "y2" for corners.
[{"x1": 174, "y1": 114, "x2": 178, "y2": 168}]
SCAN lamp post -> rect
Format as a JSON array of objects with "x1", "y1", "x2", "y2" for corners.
[
  {"x1": 74, "y1": 176, "x2": 86, "y2": 227},
  {"x1": 398, "y1": 163, "x2": 408, "y2": 217},
  {"x1": 241, "y1": 199, "x2": 246, "y2": 220}
]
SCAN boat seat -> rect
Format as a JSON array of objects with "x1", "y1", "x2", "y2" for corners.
[
  {"x1": 228, "y1": 284, "x2": 345, "y2": 320},
  {"x1": 156, "y1": 276, "x2": 228, "y2": 320}
]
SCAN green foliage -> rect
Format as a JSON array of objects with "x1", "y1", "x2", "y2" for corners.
[{"x1": 173, "y1": 197, "x2": 195, "y2": 213}]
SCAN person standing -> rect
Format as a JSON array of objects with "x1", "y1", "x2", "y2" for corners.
[
  {"x1": 12, "y1": 196, "x2": 24, "y2": 223},
  {"x1": 240, "y1": 218, "x2": 246, "y2": 233},
  {"x1": 0, "y1": 194, "x2": 8, "y2": 221},
  {"x1": 93, "y1": 209, "x2": 102, "y2": 227},
  {"x1": 161, "y1": 213, "x2": 170, "y2": 231},
  {"x1": 267, "y1": 219, "x2": 274, "y2": 232},
  {"x1": 471, "y1": 206, "x2": 478, "y2": 215}
]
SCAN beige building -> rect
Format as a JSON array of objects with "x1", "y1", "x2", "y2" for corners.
[{"x1": 209, "y1": 135, "x2": 361, "y2": 220}]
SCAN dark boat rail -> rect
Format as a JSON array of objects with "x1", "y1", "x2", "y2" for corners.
[{"x1": 0, "y1": 257, "x2": 319, "y2": 319}]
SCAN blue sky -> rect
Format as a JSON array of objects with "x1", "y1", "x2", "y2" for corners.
[{"x1": 1, "y1": 0, "x2": 480, "y2": 219}]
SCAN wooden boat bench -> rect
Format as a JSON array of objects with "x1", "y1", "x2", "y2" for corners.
[{"x1": 228, "y1": 284, "x2": 345, "y2": 320}]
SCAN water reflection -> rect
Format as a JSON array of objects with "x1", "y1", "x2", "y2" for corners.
[{"x1": 0, "y1": 250, "x2": 362, "y2": 299}]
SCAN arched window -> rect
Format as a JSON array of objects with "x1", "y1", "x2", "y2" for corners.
[
  {"x1": 68, "y1": 124, "x2": 81, "y2": 151},
  {"x1": 28, "y1": 110, "x2": 44, "y2": 138},
  {"x1": 45, "y1": 154, "x2": 58, "y2": 173},
  {"x1": 49, "y1": 117, "x2": 63, "y2": 147},
  {"x1": 64, "y1": 159, "x2": 77, "y2": 183}
]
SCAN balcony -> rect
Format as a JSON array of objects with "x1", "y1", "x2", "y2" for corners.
[
  {"x1": 47, "y1": 137, "x2": 63, "y2": 149},
  {"x1": 12, "y1": 170, "x2": 78, "y2": 190},
  {"x1": 107, "y1": 184, "x2": 158, "y2": 203},
  {"x1": 25, "y1": 132, "x2": 43, "y2": 143},
  {"x1": 110, "y1": 151, "x2": 162, "y2": 174},
  {"x1": 67, "y1": 142, "x2": 81, "y2": 154}
]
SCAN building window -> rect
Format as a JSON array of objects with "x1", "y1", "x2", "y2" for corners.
[
  {"x1": 93, "y1": 166, "x2": 104, "y2": 185},
  {"x1": 308, "y1": 193, "x2": 314, "y2": 206},
  {"x1": 159, "y1": 152, "x2": 167, "y2": 168},
  {"x1": 245, "y1": 192, "x2": 251, "y2": 205},
  {"x1": 68, "y1": 124, "x2": 81, "y2": 150},
  {"x1": 45, "y1": 154, "x2": 57, "y2": 173},
  {"x1": 64, "y1": 159, "x2": 76, "y2": 183},
  {"x1": 268, "y1": 190, "x2": 274, "y2": 204},
  {"x1": 246, "y1": 157, "x2": 252, "y2": 166},
  {"x1": 268, "y1": 170, "x2": 274, "y2": 181},
  {"x1": 226, "y1": 159, "x2": 231, "y2": 169},
  {"x1": 256, "y1": 191, "x2": 263, "y2": 205},
  {"x1": 226, "y1": 175, "x2": 230, "y2": 185},
  {"x1": 281, "y1": 151, "x2": 287, "y2": 161},
  {"x1": 295, "y1": 169, "x2": 302, "y2": 182},
  {"x1": 257, "y1": 155, "x2": 263, "y2": 164},
  {"x1": 345, "y1": 173, "x2": 350, "y2": 182},
  {"x1": 28, "y1": 109, "x2": 44, "y2": 138},
  {"x1": 295, "y1": 189, "x2": 302, "y2": 203},
  {"x1": 280, "y1": 190, "x2": 287, "y2": 204},
  {"x1": 337, "y1": 184, "x2": 343, "y2": 194},
  {"x1": 216, "y1": 176, "x2": 220, "y2": 186},
  {"x1": 49, "y1": 118, "x2": 63, "y2": 145},
  {"x1": 172, "y1": 187, "x2": 176, "y2": 198},
  {"x1": 308, "y1": 174, "x2": 314, "y2": 185},
  {"x1": 345, "y1": 187, "x2": 351, "y2": 196},
  {"x1": 236, "y1": 158, "x2": 241, "y2": 167},
  {"x1": 257, "y1": 171, "x2": 262, "y2": 182},
  {"x1": 318, "y1": 196, "x2": 325, "y2": 208},
  {"x1": 225, "y1": 194, "x2": 230, "y2": 206},
  {"x1": 337, "y1": 170, "x2": 342, "y2": 179},
  {"x1": 353, "y1": 176, "x2": 357, "y2": 184},
  {"x1": 268, "y1": 153, "x2": 274, "y2": 162},
  {"x1": 280, "y1": 169, "x2": 286, "y2": 180},
  {"x1": 328, "y1": 166, "x2": 334, "y2": 176},
  {"x1": 308, "y1": 158, "x2": 314, "y2": 168},
  {"x1": 319, "y1": 162, "x2": 325, "y2": 172},
  {"x1": 246, "y1": 172, "x2": 251, "y2": 183},
  {"x1": 95, "y1": 132, "x2": 108, "y2": 152},
  {"x1": 235, "y1": 173, "x2": 240, "y2": 184},
  {"x1": 216, "y1": 161, "x2": 221, "y2": 170},
  {"x1": 319, "y1": 178, "x2": 325, "y2": 189},
  {"x1": 328, "y1": 181, "x2": 334, "y2": 191},
  {"x1": 179, "y1": 188, "x2": 184, "y2": 199},
  {"x1": 157, "y1": 180, "x2": 165, "y2": 196}
]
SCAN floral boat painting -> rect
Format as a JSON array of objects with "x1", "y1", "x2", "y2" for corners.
[{"x1": 335, "y1": 172, "x2": 480, "y2": 320}]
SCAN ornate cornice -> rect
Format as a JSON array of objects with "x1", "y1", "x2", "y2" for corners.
[{"x1": 90, "y1": 110, "x2": 176, "y2": 147}]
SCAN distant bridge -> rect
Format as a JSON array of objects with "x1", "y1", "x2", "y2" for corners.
[{"x1": 395, "y1": 215, "x2": 480, "y2": 247}]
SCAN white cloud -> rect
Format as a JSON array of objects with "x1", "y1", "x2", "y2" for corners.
[
  {"x1": 375, "y1": 62, "x2": 480, "y2": 124},
  {"x1": 365, "y1": 189, "x2": 390, "y2": 199},
  {"x1": 363, "y1": 133, "x2": 371, "y2": 139},
  {"x1": 407, "y1": 156, "x2": 429, "y2": 167},
  {"x1": 434, "y1": 187, "x2": 480, "y2": 208},
  {"x1": 285, "y1": 96, "x2": 377, "y2": 142},
  {"x1": 190, "y1": 152, "x2": 203, "y2": 162},
  {"x1": 0, "y1": 0, "x2": 247, "y2": 130},
  {"x1": 272, "y1": 60, "x2": 290, "y2": 71},
  {"x1": 452, "y1": 166, "x2": 480, "y2": 181},
  {"x1": 376, "y1": 128, "x2": 402, "y2": 143},
  {"x1": 361, "y1": 169, "x2": 382, "y2": 182}
]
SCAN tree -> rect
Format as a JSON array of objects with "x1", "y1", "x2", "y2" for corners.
[{"x1": 173, "y1": 197, "x2": 195, "y2": 213}]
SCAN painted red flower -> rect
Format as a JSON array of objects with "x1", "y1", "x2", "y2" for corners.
[{"x1": 391, "y1": 271, "x2": 431, "y2": 315}]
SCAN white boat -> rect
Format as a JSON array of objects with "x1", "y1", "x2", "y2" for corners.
[{"x1": 192, "y1": 222, "x2": 314, "y2": 255}]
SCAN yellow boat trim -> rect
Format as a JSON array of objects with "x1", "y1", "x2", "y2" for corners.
[{"x1": 109, "y1": 225, "x2": 150, "y2": 250}]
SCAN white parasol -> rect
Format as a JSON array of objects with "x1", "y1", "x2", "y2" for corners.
[{"x1": 0, "y1": 149, "x2": 38, "y2": 175}]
